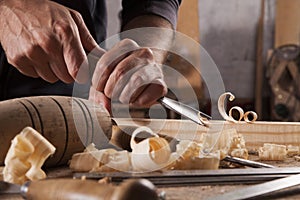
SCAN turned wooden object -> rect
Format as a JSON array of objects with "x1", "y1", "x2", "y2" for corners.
[{"x1": 0, "y1": 96, "x2": 112, "y2": 166}]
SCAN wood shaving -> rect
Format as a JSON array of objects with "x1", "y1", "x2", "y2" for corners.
[
  {"x1": 218, "y1": 92, "x2": 258, "y2": 123},
  {"x1": 197, "y1": 112, "x2": 210, "y2": 126},
  {"x1": 218, "y1": 92, "x2": 237, "y2": 122},
  {"x1": 202, "y1": 129, "x2": 248, "y2": 160},
  {"x1": 98, "y1": 177, "x2": 111, "y2": 184},
  {"x1": 70, "y1": 126, "x2": 170, "y2": 173},
  {"x1": 287, "y1": 145, "x2": 299, "y2": 157},
  {"x1": 130, "y1": 126, "x2": 171, "y2": 172},
  {"x1": 3, "y1": 127, "x2": 56, "y2": 184},
  {"x1": 258, "y1": 143, "x2": 287, "y2": 161},
  {"x1": 166, "y1": 140, "x2": 220, "y2": 170},
  {"x1": 228, "y1": 106, "x2": 244, "y2": 122},
  {"x1": 294, "y1": 156, "x2": 300, "y2": 162}
]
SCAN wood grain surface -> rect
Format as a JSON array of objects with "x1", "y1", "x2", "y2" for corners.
[
  {"x1": 114, "y1": 118, "x2": 300, "y2": 150},
  {"x1": 2, "y1": 118, "x2": 300, "y2": 199}
]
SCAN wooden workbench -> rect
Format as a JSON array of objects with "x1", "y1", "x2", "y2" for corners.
[
  {"x1": 2, "y1": 163, "x2": 300, "y2": 200},
  {"x1": 2, "y1": 119, "x2": 300, "y2": 199}
]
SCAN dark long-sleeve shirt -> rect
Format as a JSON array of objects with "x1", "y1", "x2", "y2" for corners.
[{"x1": 0, "y1": 0, "x2": 181, "y2": 100}]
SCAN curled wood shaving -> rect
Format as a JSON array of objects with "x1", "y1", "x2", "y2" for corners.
[
  {"x1": 3, "y1": 127, "x2": 56, "y2": 184},
  {"x1": 218, "y1": 92, "x2": 258, "y2": 123},
  {"x1": 218, "y1": 92, "x2": 237, "y2": 122},
  {"x1": 228, "y1": 106, "x2": 244, "y2": 122},
  {"x1": 70, "y1": 126, "x2": 171, "y2": 173},
  {"x1": 197, "y1": 112, "x2": 210, "y2": 126},
  {"x1": 244, "y1": 111, "x2": 258, "y2": 123},
  {"x1": 130, "y1": 126, "x2": 171, "y2": 172}
]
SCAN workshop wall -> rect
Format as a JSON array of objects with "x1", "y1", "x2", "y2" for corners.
[{"x1": 199, "y1": 0, "x2": 262, "y2": 99}]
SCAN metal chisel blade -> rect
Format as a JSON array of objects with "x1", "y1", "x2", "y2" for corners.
[
  {"x1": 158, "y1": 97, "x2": 211, "y2": 126},
  {"x1": 73, "y1": 167, "x2": 300, "y2": 187},
  {"x1": 208, "y1": 173, "x2": 300, "y2": 200}
]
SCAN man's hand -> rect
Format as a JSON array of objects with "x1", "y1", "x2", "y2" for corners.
[
  {"x1": 0, "y1": 0, "x2": 103, "y2": 83},
  {"x1": 89, "y1": 39, "x2": 167, "y2": 108}
]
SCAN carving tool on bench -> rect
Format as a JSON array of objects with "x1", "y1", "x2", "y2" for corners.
[
  {"x1": 209, "y1": 171, "x2": 300, "y2": 200},
  {"x1": 0, "y1": 178, "x2": 158, "y2": 200},
  {"x1": 74, "y1": 167, "x2": 300, "y2": 187},
  {"x1": 223, "y1": 155, "x2": 275, "y2": 168}
]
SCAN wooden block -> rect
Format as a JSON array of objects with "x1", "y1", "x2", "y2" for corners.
[
  {"x1": 275, "y1": 0, "x2": 300, "y2": 47},
  {"x1": 114, "y1": 118, "x2": 300, "y2": 151}
]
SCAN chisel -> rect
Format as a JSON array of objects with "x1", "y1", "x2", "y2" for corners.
[
  {"x1": 0, "y1": 178, "x2": 158, "y2": 200},
  {"x1": 208, "y1": 173, "x2": 300, "y2": 200},
  {"x1": 158, "y1": 96, "x2": 211, "y2": 127}
]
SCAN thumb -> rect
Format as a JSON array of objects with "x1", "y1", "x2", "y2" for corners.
[{"x1": 89, "y1": 86, "x2": 111, "y2": 114}]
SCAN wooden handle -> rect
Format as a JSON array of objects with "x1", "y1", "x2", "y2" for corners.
[
  {"x1": 25, "y1": 179, "x2": 115, "y2": 200},
  {"x1": 0, "y1": 96, "x2": 112, "y2": 166},
  {"x1": 25, "y1": 178, "x2": 158, "y2": 200}
]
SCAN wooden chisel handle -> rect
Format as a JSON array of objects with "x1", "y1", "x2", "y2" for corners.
[{"x1": 23, "y1": 178, "x2": 158, "y2": 200}]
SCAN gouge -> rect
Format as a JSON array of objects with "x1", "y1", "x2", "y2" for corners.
[
  {"x1": 158, "y1": 97, "x2": 211, "y2": 127},
  {"x1": 209, "y1": 172, "x2": 300, "y2": 200},
  {"x1": 0, "y1": 178, "x2": 158, "y2": 200}
]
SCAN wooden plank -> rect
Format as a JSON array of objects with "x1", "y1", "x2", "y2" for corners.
[
  {"x1": 275, "y1": 0, "x2": 300, "y2": 47},
  {"x1": 114, "y1": 118, "x2": 300, "y2": 150}
]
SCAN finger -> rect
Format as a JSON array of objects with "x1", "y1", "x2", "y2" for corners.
[
  {"x1": 32, "y1": 31, "x2": 74, "y2": 83},
  {"x1": 118, "y1": 65, "x2": 166, "y2": 106},
  {"x1": 48, "y1": 58, "x2": 73, "y2": 83},
  {"x1": 45, "y1": 40, "x2": 74, "y2": 83},
  {"x1": 70, "y1": 9, "x2": 107, "y2": 83},
  {"x1": 17, "y1": 65, "x2": 39, "y2": 78},
  {"x1": 35, "y1": 63, "x2": 59, "y2": 83},
  {"x1": 92, "y1": 39, "x2": 139, "y2": 91},
  {"x1": 22, "y1": 45, "x2": 58, "y2": 83},
  {"x1": 131, "y1": 81, "x2": 167, "y2": 107},
  {"x1": 104, "y1": 52, "x2": 151, "y2": 99},
  {"x1": 69, "y1": 9, "x2": 101, "y2": 53},
  {"x1": 128, "y1": 84, "x2": 148, "y2": 104},
  {"x1": 89, "y1": 86, "x2": 111, "y2": 113},
  {"x1": 54, "y1": 20, "x2": 88, "y2": 83},
  {"x1": 9, "y1": 55, "x2": 39, "y2": 78}
]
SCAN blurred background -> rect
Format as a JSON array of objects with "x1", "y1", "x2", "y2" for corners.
[{"x1": 107, "y1": 0, "x2": 300, "y2": 122}]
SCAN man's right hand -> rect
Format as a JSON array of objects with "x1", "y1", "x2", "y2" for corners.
[{"x1": 0, "y1": 0, "x2": 104, "y2": 83}]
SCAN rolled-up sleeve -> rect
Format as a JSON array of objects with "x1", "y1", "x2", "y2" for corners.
[{"x1": 121, "y1": 0, "x2": 182, "y2": 28}]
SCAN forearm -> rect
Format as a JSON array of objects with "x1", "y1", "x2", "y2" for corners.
[{"x1": 122, "y1": 14, "x2": 174, "y2": 64}]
